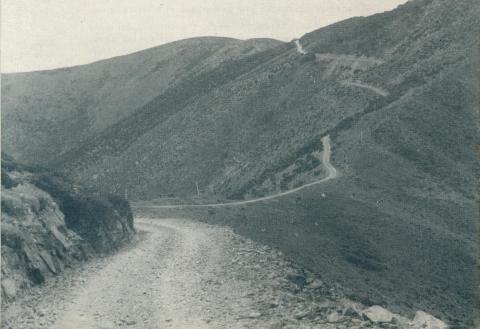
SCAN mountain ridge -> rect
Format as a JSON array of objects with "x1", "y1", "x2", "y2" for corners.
[
  {"x1": 2, "y1": 0, "x2": 479, "y2": 326},
  {"x1": 2, "y1": 37, "x2": 283, "y2": 164},
  {"x1": 1, "y1": 36, "x2": 282, "y2": 75}
]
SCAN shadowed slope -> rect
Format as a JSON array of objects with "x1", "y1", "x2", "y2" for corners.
[{"x1": 1, "y1": 37, "x2": 282, "y2": 165}]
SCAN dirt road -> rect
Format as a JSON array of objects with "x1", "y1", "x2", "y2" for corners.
[
  {"x1": 135, "y1": 135, "x2": 337, "y2": 210},
  {"x1": 2, "y1": 218, "x2": 438, "y2": 329},
  {"x1": 341, "y1": 81, "x2": 389, "y2": 97},
  {"x1": 51, "y1": 217, "x2": 355, "y2": 329},
  {"x1": 7, "y1": 218, "x2": 322, "y2": 329},
  {"x1": 294, "y1": 39, "x2": 308, "y2": 54}
]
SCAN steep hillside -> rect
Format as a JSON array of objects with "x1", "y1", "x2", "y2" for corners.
[
  {"x1": 51, "y1": 0, "x2": 480, "y2": 325},
  {"x1": 50, "y1": 0, "x2": 479, "y2": 202},
  {"x1": 1, "y1": 37, "x2": 281, "y2": 165},
  {"x1": 1, "y1": 155, "x2": 134, "y2": 302},
  {"x1": 2, "y1": 0, "x2": 479, "y2": 326}
]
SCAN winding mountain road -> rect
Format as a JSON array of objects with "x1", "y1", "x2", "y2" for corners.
[
  {"x1": 4, "y1": 218, "x2": 378, "y2": 329},
  {"x1": 341, "y1": 81, "x2": 389, "y2": 97},
  {"x1": 294, "y1": 39, "x2": 308, "y2": 54},
  {"x1": 136, "y1": 135, "x2": 337, "y2": 209},
  {"x1": 293, "y1": 39, "x2": 389, "y2": 98},
  {"x1": 1, "y1": 35, "x2": 445, "y2": 329}
]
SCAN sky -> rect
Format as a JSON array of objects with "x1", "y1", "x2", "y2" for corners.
[{"x1": 1, "y1": 0, "x2": 408, "y2": 73}]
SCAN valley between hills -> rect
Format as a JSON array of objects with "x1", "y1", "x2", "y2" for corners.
[{"x1": 2, "y1": 0, "x2": 479, "y2": 328}]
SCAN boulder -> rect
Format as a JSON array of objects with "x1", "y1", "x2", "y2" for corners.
[
  {"x1": 327, "y1": 311, "x2": 341, "y2": 323},
  {"x1": 39, "y1": 251, "x2": 57, "y2": 274},
  {"x1": 410, "y1": 311, "x2": 448, "y2": 329},
  {"x1": 1, "y1": 279, "x2": 17, "y2": 300},
  {"x1": 363, "y1": 305, "x2": 394, "y2": 323},
  {"x1": 306, "y1": 278, "x2": 323, "y2": 289},
  {"x1": 247, "y1": 311, "x2": 262, "y2": 319}
]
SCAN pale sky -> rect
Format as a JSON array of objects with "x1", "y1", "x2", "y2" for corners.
[{"x1": 1, "y1": 0, "x2": 407, "y2": 73}]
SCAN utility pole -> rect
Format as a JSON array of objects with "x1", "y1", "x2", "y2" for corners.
[{"x1": 195, "y1": 182, "x2": 200, "y2": 197}]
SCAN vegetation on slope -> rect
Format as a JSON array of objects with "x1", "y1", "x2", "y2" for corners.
[
  {"x1": 1, "y1": 154, "x2": 134, "y2": 302},
  {"x1": 1, "y1": 37, "x2": 282, "y2": 165},
  {"x1": 34, "y1": 0, "x2": 477, "y2": 203},
  {"x1": 2, "y1": 0, "x2": 479, "y2": 326}
]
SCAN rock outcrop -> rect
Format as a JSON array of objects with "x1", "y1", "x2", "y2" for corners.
[
  {"x1": 410, "y1": 311, "x2": 448, "y2": 329},
  {"x1": 1, "y1": 154, "x2": 135, "y2": 301},
  {"x1": 363, "y1": 305, "x2": 394, "y2": 323}
]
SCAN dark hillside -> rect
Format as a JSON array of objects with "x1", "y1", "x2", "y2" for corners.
[
  {"x1": 2, "y1": 0, "x2": 479, "y2": 326},
  {"x1": 1, "y1": 37, "x2": 282, "y2": 165},
  {"x1": 41, "y1": 0, "x2": 478, "y2": 203},
  {"x1": 137, "y1": 177, "x2": 478, "y2": 327}
]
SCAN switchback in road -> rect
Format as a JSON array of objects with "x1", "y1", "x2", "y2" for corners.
[
  {"x1": 294, "y1": 39, "x2": 308, "y2": 54},
  {"x1": 136, "y1": 135, "x2": 337, "y2": 209}
]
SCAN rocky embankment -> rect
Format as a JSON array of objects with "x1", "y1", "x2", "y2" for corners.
[
  {"x1": 1, "y1": 154, "x2": 135, "y2": 303},
  {"x1": 2, "y1": 217, "x2": 447, "y2": 329}
]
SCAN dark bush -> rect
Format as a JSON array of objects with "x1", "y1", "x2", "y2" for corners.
[
  {"x1": 1, "y1": 170, "x2": 18, "y2": 189},
  {"x1": 1, "y1": 225, "x2": 24, "y2": 249},
  {"x1": 299, "y1": 53, "x2": 316, "y2": 63},
  {"x1": 32, "y1": 174, "x2": 134, "y2": 251}
]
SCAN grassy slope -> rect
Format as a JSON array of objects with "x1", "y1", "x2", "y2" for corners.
[
  {"x1": 51, "y1": 0, "x2": 479, "y2": 203},
  {"x1": 3, "y1": 0, "x2": 480, "y2": 326},
  {"x1": 131, "y1": 0, "x2": 479, "y2": 326},
  {"x1": 138, "y1": 175, "x2": 477, "y2": 327},
  {"x1": 1, "y1": 37, "x2": 282, "y2": 165}
]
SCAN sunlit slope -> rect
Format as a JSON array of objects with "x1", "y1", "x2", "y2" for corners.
[{"x1": 2, "y1": 37, "x2": 281, "y2": 165}]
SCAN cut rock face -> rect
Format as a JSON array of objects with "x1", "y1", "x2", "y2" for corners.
[
  {"x1": 410, "y1": 311, "x2": 448, "y2": 329},
  {"x1": 1, "y1": 157, "x2": 135, "y2": 303},
  {"x1": 363, "y1": 305, "x2": 394, "y2": 323}
]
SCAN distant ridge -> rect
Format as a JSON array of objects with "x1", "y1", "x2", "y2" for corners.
[{"x1": 2, "y1": 0, "x2": 479, "y2": 326}]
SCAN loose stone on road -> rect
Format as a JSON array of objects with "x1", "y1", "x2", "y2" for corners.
[{"x1": 2, "y1": 218, "x2": 445, "y2": 329}]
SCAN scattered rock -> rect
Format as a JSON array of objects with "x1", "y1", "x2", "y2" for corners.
[
  {"x1": 410, "y1": 311, "x2": 448, "y2": 329},
  {"x1": 1, "y1": 161, "x2": 135, "y2": 304},
  {"x1": 269, "y1": 302, "x2": 279, "y2": 308},
  {"x1": 39, "y1": 251, "x2": 57, "y2": 274},
  {"x1": 327, "y1": 311, "x2": 341, "y2": 323},
  {"x1": 343, "y1": 306, "x2": 360, "y2": 318},
  {"x1": 306, "y1": 278, "x2": 323, "y2": 289},
  {"x1": 2, "y1": 278, "x2": 17, "y2": 300},
  {"x1": 294, "y1": 310, "x2": 310, "y2": 320},
  {"x1": 315, "y1": 300, "x2": 336, "y2": 312},
  {"x1": 248, "y1": 311, "x2": 262, "y2": 319},
  {"x1": 269, "y1": 320, "x2": 285, "y2": 329},
  {"x1": 363, "y1": 305, "x2": 394, "y2": 323}
]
